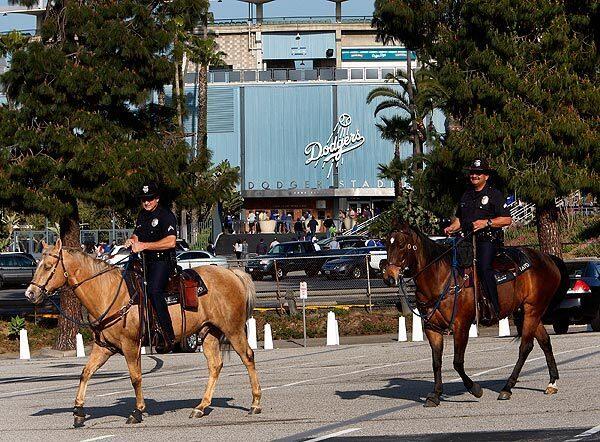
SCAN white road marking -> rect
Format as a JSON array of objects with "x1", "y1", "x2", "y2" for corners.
[
  {"x1": 306, "y1": 428, "x2": 361, "y2": 441},
  {"x1": 79, "y1": 435, "x2": 115, "y2": 442},
  {"x1": 565, "y1": 424, "x2": 600, "y2": 441}
]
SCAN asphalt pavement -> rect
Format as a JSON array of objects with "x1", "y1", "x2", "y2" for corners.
[{"x1": 1, "y1": 329, "x2": 600, "y2": 441}]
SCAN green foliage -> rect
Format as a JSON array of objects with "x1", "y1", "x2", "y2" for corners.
[
  {"x1": 8, "y1": 316, "x2": 25, "y2": 338},
  {"x1": 369, "y1": 189, "x2": 439, "y2": 237},
  {"x1": 374, "y1": 0, "x2": 600, "y2": 214}
]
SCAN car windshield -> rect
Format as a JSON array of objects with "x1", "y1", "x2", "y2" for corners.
[
  {"x1": 268, "y1": 245, "x2": 284, "y2": 254},
  {"x1": 566, "y1": 261, "x2": 588, "y2": 278}
]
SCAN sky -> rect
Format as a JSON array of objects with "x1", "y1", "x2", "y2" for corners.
[{"x1": 0, "y1": 0, "x2": 375, "y2": 33}]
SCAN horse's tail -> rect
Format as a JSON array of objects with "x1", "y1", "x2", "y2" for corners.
[
  {"x1": 232, "y1": 268, "x2": 257, "y2": 321},
  {"x1": 544, "y1": 254, "x2": 569, "y2": 319}
]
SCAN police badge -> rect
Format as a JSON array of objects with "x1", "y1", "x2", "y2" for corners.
[
  {"x1": 481, "y1": 196, "x2": 489, "y2": 205},
  {"x1": 151, "y1": 218, "x2": 159, "y2": 227}
]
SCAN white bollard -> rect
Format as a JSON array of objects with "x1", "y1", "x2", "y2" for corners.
[
  {"x1": 19, "y1": 329, "x2": 30, "y2": 360},
  {"x1": 499, "y1": 317, "x2": 511, "y2": 337},
  {"x1": 247, "y1": 317, "x2": 258, "y2": 350},
  {"x1": 469, "y1": 323, "x2": 478, "y2": 338},
  {"x1": 587, "y1": 324, "x2": 593, "y2": 332},
  {"x1": 263, "y1": 323, "x2": 274, "y2": 350},
  {"x1": 140, "y1": 346, "x2": 146, "y2": 355},
  {"x1": 76, "y1": 333, "x2": 86, "y2": 358},
  {"x1": 334, "y1": 319, "x2": 340, "y2": 345},
  {"x1": 326, "y1": 311, "x2": 338, "y2": 346},
  {"x1": 412, "y1": 313, "x2": 424, "y2": 342},
  {"x1": 397, "y1": 316, "x2": 407, "y2": 342}
]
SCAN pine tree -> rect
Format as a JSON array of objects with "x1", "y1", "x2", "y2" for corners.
[
  {"x1": 373, "y1": 0, "x2": 600, "y2": 256},
  {"x1": 0, "y1": 1, "x2": 194, "y2": 350}
]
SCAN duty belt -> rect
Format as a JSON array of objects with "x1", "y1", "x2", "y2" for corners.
[{"x1": 143, "y1": 251, "x2": 175, "y2": 262}]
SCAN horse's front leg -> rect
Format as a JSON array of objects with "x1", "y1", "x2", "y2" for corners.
[
  {"x1": 424, "y1": 329, "x2": 444, "y2": 407},
  {"x1": 452, "y1": 320, "x2": 483, "y2": 398},
  {"x1": 73, "y1": 343, "x2": 114, "y2": 427},
  {"x1": 123, "y1": 342, "x2": 145, "y2": 424}
]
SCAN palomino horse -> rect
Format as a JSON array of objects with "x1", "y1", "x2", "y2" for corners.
[
  {"x1": 383, "y1": 219, "x2": 569, "y2": 407},
  {"x1": 25, "y1": 239, "x2": 261, "y2": 427}
]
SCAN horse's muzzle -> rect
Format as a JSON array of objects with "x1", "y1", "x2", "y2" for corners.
[
  {"x1": 383, "y1": 276, "x2": 397, "y2": 287},
  {"x1": 24, "y1": 285, "x2": 44, "y2": 305}
]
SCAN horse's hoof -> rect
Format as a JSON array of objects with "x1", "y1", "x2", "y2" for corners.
[
  {"x1": 125, "y1": 408, "x2": 143, "y2": 424},
  {"x1": 189, "y1": 408, "x2": 205, "y2": 418},
  {"x1": 470, "y1": 382, "x2": 483, "y2": 398},
  {"x1": 248, "y1": 406, "x2": 262, "y2": 415},
  {"x1": 423, "y1": 394, "x2": 440, "y2": 407},
  {"x1": 545, "y1": 384, "x2": 558, "y2": 395},
  {"x1": 73, "y1": 415, "x2": 85, "y2": 428},
  {"x1": 498, "y1": 391, "x2": 512, "y2": 401}
]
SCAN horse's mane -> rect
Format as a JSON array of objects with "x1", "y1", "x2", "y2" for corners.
[
  {"x1": 63, "y1": 247, "x2": 123, "y2": 283},
  {"x1": 411, "y1": 225, "x2": 451, "y2": 264}
]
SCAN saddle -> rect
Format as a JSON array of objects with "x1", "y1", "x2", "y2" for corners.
[
  {"x1": 122, "y1": 262, "x2": 208, "y2": 350},
  {"x1": 461, "y1": 247, "x2": 532, "y2": 326}
]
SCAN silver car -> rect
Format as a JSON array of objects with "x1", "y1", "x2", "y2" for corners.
[{"x1": 177, "y1": 250, "x2": 229, "y2": 269}]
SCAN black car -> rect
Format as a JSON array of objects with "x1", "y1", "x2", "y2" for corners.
[
  {"x1": 544, "y1": 258, "x2": 600, "y2": 334},
  {"x1": 0, "y1": 252, "x2": 38, "y2": 289},
  {"x1": 321, "y1": 247, "x2": 383, "y2": 279},
  {"x1": 245, "y1": 241, "x2": 321, "y2": 280}
]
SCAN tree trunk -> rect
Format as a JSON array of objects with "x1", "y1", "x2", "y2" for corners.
[
  {"x1": 536, "y1": 204, "x2": 562, "y2": 258},
  {"x1": 197, "y1": 21, "x2": 209, "y2": 160},
  {"x1": 406, "y1": 49, "x2": 422, "y2": 167},
  {"x1": 191, "y1": 209, "x2": 199, "y2": 246},
  {"x1": 394, "y1": 140, "x2": 401, "y2": 199},
  {"x1": 53, "y1": 203, "x2": 81, "y2": 351},
  {"x1": 174, "y1": 59, "x2": 183, "y2": 130}
]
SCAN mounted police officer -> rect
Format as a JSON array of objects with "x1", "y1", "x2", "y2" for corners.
[
  {"x1": 124, "y1": 183, "x2": 177, "y2": 353},
  {"x1": 444, "y1": 159, "x2": 513, "y2": 322}
]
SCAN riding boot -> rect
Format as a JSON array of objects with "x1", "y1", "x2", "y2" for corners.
[{"x1": 154, "y1": 314, "x2": 175, "y2": 354}]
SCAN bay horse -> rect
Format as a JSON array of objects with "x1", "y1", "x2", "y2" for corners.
[
  {"x1": 383, "y1": 219, "x2": 569, "y2": 407},
  {"x1": 25, "y1": 239, "x2": 261, "y2": 427}
]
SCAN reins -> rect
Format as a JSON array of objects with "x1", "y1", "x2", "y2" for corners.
[
  {"x1": 39, "y1": 249, "x2": 136, "y2": 331},
  {"x1": 396, "y1": 232, "x2": 473, "y2": 333}
]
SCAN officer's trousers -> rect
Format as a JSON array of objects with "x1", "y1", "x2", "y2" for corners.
[
  {"x1": 146, "y1": 260, "x2": 175, "y2": 339},
  {"x1": 476, "y1": 241, "x2": 500, "y2": 313}
]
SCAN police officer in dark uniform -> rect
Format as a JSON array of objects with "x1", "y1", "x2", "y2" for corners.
[
  {"x1": 125, "y1": 183, "x2": 177, "y2": 352},
  {"x1": 444, "y1": 159, "x2": 513, "y2": 321}
]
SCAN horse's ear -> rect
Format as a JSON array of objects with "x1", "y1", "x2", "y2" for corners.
[{"x1": 54, "y1": 238, "x2": 62, "y2": 250}]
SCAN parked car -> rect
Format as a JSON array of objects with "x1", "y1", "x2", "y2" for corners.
[
  {"x1": 321, "y1": 247, "x2": 383, "y2": 279},
  {"x1": 245, "y1": 241, "x2": 322, "y2": 280},
  {"x1": 0, "y1": 252, "x2": 38, "y2": 289},
  {"x1": 177, "y1": 250, "x2": 228, "y2": 269},
  {"x1": 544, "y1": 258, "x2": 600, "y2": 334}
]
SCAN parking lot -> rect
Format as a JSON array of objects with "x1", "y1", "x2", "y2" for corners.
[{"x1": 1, "y1": 329, "x2": 600, "y2": 441}]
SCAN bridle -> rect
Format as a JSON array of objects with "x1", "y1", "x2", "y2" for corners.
[
  {"x1": 388, "y1": 229, "x2": 473, "y2": 334},
  {"x1": 31, "y1": 247, "x2": 135, "y2": 331}
]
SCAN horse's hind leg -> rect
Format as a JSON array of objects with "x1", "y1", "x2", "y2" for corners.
[
  {"x1": 498, "y1": 309, "x2": 539, "y2": 400},
  {"x1": 190, "y1": 329, "x2": 223, "y2": 418},
  {"x1": 453, "y1": 322, "x2": 483, "y2": 399},
  {"x1": 73, "y1": 343, "x2": 114, "y2": 427},
  {"x1": 228, "y1": 331, "x2": 262, "y2": 414},
  {"x1": 534, "y1": 323, "x2": 559, "y2": 394},
  {"x1": 424, "y1": 329, "x2": 444, "y2": 407}
]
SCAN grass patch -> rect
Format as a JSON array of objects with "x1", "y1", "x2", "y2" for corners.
[{"x1": 0, "y1": 318, "x2": 59, "y2": 355}]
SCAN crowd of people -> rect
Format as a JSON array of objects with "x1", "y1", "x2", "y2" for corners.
[{"x1": 223, "y1": 206, "x2": 380, "y2": 236}]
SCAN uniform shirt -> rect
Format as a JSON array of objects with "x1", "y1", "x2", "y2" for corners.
[
  {"x1": 456, "y1": 184, "x2": 510, "y2": 242},
  {"x1": 133, "y1": 205, "x2": 177, "y2": 250}
]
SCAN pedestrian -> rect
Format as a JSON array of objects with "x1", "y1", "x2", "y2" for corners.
[
  {"x1": 307, "y1": 216, "x2": 318, "y2": 240},
  {"x1": 124, "y1": 182, "x2": 177, "y2": 353},
  {"x1": 284, "y1": 211, "x2": 292, "y2": 233},
  {"x1": 256, "y1": 238, "x2": 268, "y2": 255},
  {"x1": 248, "y1": 211, "x2": 256, "y2": 234},
  {"x1": 242, "y1": 239, "x2": 249, "y2": 261},
  {"x1": 234, "y1": 239, "x2": 243, "y2": 263},
  {"x1": 339, "y1": 210, "x2": 346, "y2": 232},
  {"x1": 294, "y1": 217, "x2": 304, "y2": 235},
  {"x1": 444, "y1": 158, "x2": 512, "y2": 323},
  {"x1": 349, "y1": 207, "x2": 357, "y2": 229},
  {"x1": 329, "y1": 235, "x2": 340, "y2": 250},
  {"x1": 269, "y1": 236, "x2": 280, "y2": 249},
  {"x1": 323, "y1": 215, "x2": 334, "y2": 238}
]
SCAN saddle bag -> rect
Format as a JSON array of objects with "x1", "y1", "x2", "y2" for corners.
[{"x1": 179, "y1": 269, "x2": 207, "y2": 311}]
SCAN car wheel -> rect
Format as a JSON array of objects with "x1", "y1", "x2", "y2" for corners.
[
  {"x1": 179, "y1": 333, "x2": 199, "y2": 353},
  {"x1": 590, "y1": 309, "x2": 600, "y2": 332},
  {"x1": 305, "y1": 267, "x2": 320, "y2": 277},
  {"x1": 552, "y1": 315, "x2": 569, "y2": 335},
  {"x1": 251, "y1": 274, "x2": 263, "y2": 281},
  {"x1": 352, "y1": 266, "x2": 364, "y2": 279}
]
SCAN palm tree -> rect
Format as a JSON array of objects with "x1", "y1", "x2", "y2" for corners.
[
  {"x1": 375, "y1": 115, "x2": 411, "y2": 197},
  {"x1": 367, "y1": 69, "x2": 445, "y2": 160}
]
